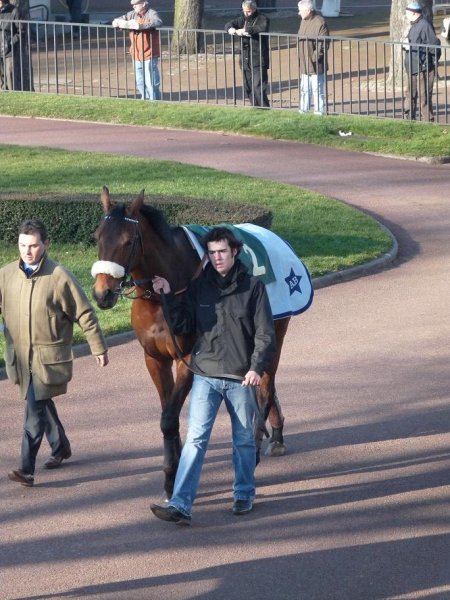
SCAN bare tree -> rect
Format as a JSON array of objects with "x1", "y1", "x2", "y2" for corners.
[
  {"x1": 172, "y1": 0, "x2": 204, "y2": 54},
  {"x1": 258, "y1": 0, "x2": 277, "y2": 8},
  {"x1": 388, "y1": 0, "x2": 433, "y2": 85}
]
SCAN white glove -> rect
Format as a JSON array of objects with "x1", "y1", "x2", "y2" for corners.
[
  {"x1": 128, "y1": 19, "x2": 140, "y2": 30},
  {"x1": 236, "y1": 28, "x2": 246, "y2": 36},
  {"x1": 228, "y1": 27, "x2": 236, "y2": 35}
]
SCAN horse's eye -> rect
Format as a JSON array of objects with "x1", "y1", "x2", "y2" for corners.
[{"x1": 124, "y1": 240, "x2": 133, "y2": 247}]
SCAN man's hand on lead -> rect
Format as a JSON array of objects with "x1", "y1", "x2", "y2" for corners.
[{"x1": 242, "y1": 370, "x2": 261, "y2": 387}]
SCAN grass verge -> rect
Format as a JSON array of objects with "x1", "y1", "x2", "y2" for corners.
[{"x1": 1, "y1": 93, "x2": 449, "y2": 159}]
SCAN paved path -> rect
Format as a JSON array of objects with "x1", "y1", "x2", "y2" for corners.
[{"x1": 1, "y1": 116, "x2": 450, "y2": 600}]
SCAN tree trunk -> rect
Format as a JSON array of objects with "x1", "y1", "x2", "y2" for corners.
[
  {"x1": 388, "y1": 0, "x2": 434, "y2": 86},
  {"x1": 172, "y1": 0, "x2": 204, "y2": 55},
  {"x1": 258, "y1": 0, "x2": 277, "y2": 9}
]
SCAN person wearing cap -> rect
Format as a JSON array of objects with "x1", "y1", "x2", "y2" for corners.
[
  {"x1": 403, "y1": 1, "x2": 440, "y2": 122},
  {"x1": 225, "y1": 1, "x2": 270, "y2": 108},
  {"x1": 297, "y1": 0, "x2": 330, "y2": 115},
  {"x1": 112, "y1": 0, "x2": 162, "y2": 101}
]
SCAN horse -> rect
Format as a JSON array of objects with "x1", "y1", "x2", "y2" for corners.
[{"x1": 92, "y1": 186, "x2": 291, "y2": 498}]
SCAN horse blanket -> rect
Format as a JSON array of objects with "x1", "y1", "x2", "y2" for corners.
[{"x1": 183, "y1": 224, "x2": 314, "y2": 320}]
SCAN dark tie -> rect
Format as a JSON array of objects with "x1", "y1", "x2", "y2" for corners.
[{"x1": 24, "y1": 267, "x2": 33, "y2": 278}]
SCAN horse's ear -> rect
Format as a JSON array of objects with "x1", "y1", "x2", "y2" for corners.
[
  {"x1": 100, "y1": 186, "x2": 112, "y2": 213},
  {"x1": 130, "y1": 189, "x2": 145, "y2": 214}
]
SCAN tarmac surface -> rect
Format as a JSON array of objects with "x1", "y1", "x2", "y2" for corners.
[{"x1": 1, "y1": 115, "x2": 450, "y2": 600}]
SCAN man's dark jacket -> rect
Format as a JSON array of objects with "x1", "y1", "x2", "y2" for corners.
[
  {"x1": 405, "y1": 15, "x2": 440, "y2": 75},
  {"x1": 0, "y1": 2, "x2": 20, "y2": 58},
  {"x1": 225, "y1": 11, "x2": 270, "y2": 69},
  {"x1": 163, "y1": 259, "x2": 276, "y2": 378}
]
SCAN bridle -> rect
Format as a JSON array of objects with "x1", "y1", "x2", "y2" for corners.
[
  {"x1": 105, "y1": 214, "x2": 155, "y2": 299},
  {"x1": 94, "y1": 213, "x2": 206, "y2": 301}
]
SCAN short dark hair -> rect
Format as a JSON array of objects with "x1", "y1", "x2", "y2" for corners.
[
  {"x1": 202, "y1": 226, "x2": 243, "y2": 254},
  {"x1": 18, "y1": 219, "x2": 49, "y2": 243}
]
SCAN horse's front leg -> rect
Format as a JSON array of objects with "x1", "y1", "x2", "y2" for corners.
[
  {"x1": 146, "y1": 353, "x2": 193, "y2": 498},
  {"x1": 144, "y1": 353, "x2": 180, "y2": 498},
  {"x1": 160, "y1": 361, "x2": 193, "y2": 498}
]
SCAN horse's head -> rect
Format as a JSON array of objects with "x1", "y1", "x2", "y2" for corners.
[{"x1": 91, "y1": 186, "x2": 145, "y2": 309}]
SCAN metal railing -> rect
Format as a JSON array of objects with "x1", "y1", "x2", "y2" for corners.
[{"x1": 1, "y1": 20, "x2": 448, "y2": 123}]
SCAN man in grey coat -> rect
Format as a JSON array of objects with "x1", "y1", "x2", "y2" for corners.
[
  {"x1": 297, "y1": 0, "x2": 329, "y2": 115},
  {"x1": 0, "y1": 219, "x2": 109, "y2": 487}
]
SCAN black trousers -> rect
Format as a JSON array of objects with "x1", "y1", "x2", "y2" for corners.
[
  {"x1": 21, "y1": 380, "x2": 70, "y2": 475},
  {"x1": 66, "y1": 0, "x2": 82, "y2": 22},
  {"x1": 243, "y1": 67, "x2": 270, "y2": 108},
  {"x1": 408, "y1": 68, "x2": 436, "y2": 121}
]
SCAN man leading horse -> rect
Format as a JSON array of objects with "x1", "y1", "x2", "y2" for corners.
[{"x1": 150, "y1": 227, "x2": 276, "y2": 526}]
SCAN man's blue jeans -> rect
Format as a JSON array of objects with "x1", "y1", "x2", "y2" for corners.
[
  {"x1": 169, "y1": 375, "x2": 257, "y2": 517},
  {"x1": 134, "y1": 58, "x2": 160, "y2": 101},
  {"x1": 300, "y1": 73, "x2": 326, "y2": 115}
]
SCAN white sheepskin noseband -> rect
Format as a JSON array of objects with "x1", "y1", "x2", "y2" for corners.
[{"x1": 91, "y1": 260, "x2": 125, "y2": 279}]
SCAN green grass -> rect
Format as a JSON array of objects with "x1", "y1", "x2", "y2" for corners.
[
  {"x1": 1, "y1": 93, "x2": 449, "y2": 158},
  {"x1": 0, "y1": 144, "x2": 391, "y2": 367}
]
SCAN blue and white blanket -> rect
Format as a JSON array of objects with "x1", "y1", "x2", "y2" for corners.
[{"x1": 183, "y1": 224, "x2": 313, "y2": 320}]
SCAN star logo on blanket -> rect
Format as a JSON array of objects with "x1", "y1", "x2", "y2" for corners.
[{"x1": 285, "y1": 268, "x2": 302, "y2": 296}]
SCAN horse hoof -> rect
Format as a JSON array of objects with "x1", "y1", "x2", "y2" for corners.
[{"x1": 265, "y1": 441, "x2": 287, "y2": 457}]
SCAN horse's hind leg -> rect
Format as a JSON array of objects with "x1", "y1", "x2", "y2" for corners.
[
  {"x1": 265, "y1": 390, "x2": 286, "y2": 457},
  {"x1": 255, "y1": 379, "x2": 286, "y2": 462},
  {"x1": 256, "y1": 317, "x2": 290, "y2": 460}
]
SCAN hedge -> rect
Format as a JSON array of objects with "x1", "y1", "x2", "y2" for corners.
[{"x1": 0, "y1": 194, "x2": 272, "y2": 244}]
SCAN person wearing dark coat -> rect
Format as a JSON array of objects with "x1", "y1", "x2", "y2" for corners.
[
  {"x1": 225, "y1": 0, "x2": 270, "y2": 108},
  {"x1": 0, "y1": 0, "x2": 21, "y2": 90},
  {"x1": 403, "y1": 1, "x2": 441, "y2": 121},
  {"x1": 150, "y1": 227, "x2": 276, "y2": 525}
]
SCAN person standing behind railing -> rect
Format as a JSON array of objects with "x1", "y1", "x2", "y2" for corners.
[
  {"x1": 225, "y1": 0, "x2": 270, "y2": 108},
  {"x1": 297, "y1": 0, "x2": 329, "y2": 115},
  {"x1": 0, "y1": 0, "x2": 21, "y2": 90},
  {"x1": 112, "y1": 0, "x2": 162, "y2": 102},
  {"x1": 66, "y1": 0, "x2": 82, "y2": 24},
  {"x1": 403, "y1": 1, "x2": 440, "y2": 122},
  {"x1": 10, "y1": 0, "x2": 34, "y2": 91}
]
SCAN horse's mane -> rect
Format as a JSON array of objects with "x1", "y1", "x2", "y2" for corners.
[
  {"x1": 140, "y1": 204, "x2": 175, "y2": 245},
  {"x1": 109, "y1": 202, "x2": 175, "y2": 245}
]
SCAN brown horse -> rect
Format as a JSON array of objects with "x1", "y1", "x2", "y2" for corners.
[{"x1": 92, "y1": 187, "x2": 290, "y2": 497}]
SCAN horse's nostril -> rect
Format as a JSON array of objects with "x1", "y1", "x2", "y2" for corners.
[{"x1": 92, "y1": 287, "x2": 114, "y2": 309}]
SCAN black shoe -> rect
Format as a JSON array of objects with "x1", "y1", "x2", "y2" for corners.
[
  {"x1": 8, "y1": 469, "x2": 34, "y2": 487},
  {"x1": 44, "y1": 447, "x2": 72, "y2": 469},
  {"x1": 232, "y1": 499, "x2": 253, "y2": 515},
  {"x1": 150, "y1": 503, "x2": 191, "y2": 526}
]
